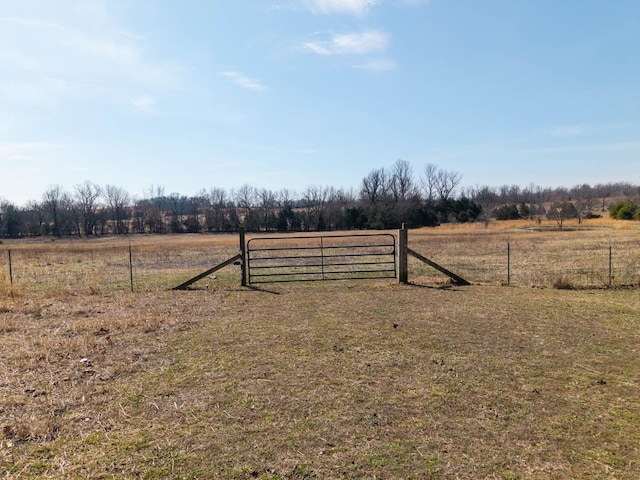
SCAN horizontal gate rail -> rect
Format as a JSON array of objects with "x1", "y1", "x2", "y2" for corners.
[{"x1": 247, "y1": 233, "x2": 396, "y2": 284}]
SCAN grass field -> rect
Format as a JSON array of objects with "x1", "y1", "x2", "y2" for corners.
[
  {"x1": 1, "y1": 220, "x2": 639, "y2": 478},
  {"x1": 1, "y1": 218, "x2": 638, "y2": 294}
]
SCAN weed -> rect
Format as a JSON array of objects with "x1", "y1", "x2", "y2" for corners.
[{"x1": 552, "y1": 274, "x2": 575, "y2": 290}]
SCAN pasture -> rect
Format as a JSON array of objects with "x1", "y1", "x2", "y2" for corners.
[{"x1": 1, "y1": 220, "x2": 639, "y2": 478}]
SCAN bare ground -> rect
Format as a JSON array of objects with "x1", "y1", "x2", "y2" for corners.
[{"x1": 1, "y1": 281, "x2": 639, "y2": 479}]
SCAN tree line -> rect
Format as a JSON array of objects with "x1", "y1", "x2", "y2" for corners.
[{"x1": 1, "y1": 160, "x2": 639, "y2": 238}]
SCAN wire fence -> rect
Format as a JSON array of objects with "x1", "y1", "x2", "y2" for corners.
[
  {"x1": 408, "y1": 230, "x2": 640, "y2": 288},
  {"x1": 0, "y1": 237, "x2": 241, "y2": 295},
  {"x1": 0, "y1": 230, "x2": 638, "y2": 295}
]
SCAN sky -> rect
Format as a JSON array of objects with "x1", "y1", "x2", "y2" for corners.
[{"x1": 1, "y1": 0, "x2": 639, "y2": 206}]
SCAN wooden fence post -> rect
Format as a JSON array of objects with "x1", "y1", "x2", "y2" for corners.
[
  {"x1": 398, "y1": 223, "x2": 408, "y2": 284},
  {"x1": 239, "y1": 227, "x2": 247, "y2": 287}
]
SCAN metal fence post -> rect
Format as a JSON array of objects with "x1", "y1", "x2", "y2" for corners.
[
  {"x1": 507, "y1": 237, "x2": 511, "y2": 286},
  {"x1": 8, "y1": 249, "x2": 13, "y2": 287},
  {"x1": 609, "y1": 241, "x2": 613, "y2": 288},
  {"x1": 129, "y1": 242, "x2": 134, "y2": 292}
]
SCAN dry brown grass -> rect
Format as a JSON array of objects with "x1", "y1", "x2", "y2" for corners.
[
  {"x1": 1, "y1": 220, "x2": 639, "y2": 478},
  {"x1": 407, "y1": 218, "x2": 640, "y2": 288},
  {"x1": 1, "y1": 278, "x2": 639, "y2": 479},
  {"x1": 0, "y1": 234, "x2": 242, "y2": 294},
  {"x1": 1, "y1": 219, "x2": 639, "y2": 294}
]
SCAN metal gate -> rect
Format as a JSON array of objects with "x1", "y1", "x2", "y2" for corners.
[{"x1": 246, "y1": 233, "x2": 397, "y2": 284}]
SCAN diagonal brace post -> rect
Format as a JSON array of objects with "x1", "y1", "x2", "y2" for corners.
[
  {"x1": 407, "y1": 248, "x2": 470, "y2": 286},
  {"x1": 172, "y1": 253, "x2": 241, "y2": 290}
]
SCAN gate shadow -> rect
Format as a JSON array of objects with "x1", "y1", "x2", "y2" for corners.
[{"x1": 247, "y1": 285, "x2": 281, "y2": 295}]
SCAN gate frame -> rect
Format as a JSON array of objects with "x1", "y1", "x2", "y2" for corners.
[
  {"x1": 245, "y1": 232, "x2": 397, "y2": 285},
  {"x1": 173, "y1": 225, "x2": 469, "y2": 289}
]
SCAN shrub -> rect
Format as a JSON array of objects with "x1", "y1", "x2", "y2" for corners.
[
  {"x1": 494, "y1": 204, "x2": 520, "y2": 221},
  {"x1": 609, "y1": 200, "x2": 638, "y2": 220}
]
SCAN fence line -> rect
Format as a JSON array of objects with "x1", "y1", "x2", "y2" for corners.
[{"x1": 1, "y1": 232, "x2": 638, "y2": 294}]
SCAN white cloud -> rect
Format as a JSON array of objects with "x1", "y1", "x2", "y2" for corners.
[
  {"x1": 303, "y1": 30, "x2": 389, "y2": 55},
  {"x1": 220, "y1": 71, "x2": 267, "y2": 92},
  {"x1": 354, "y1": 58, "x2": 397, "y2": 71},
  {"x1": 393, "y1": 0, "x2": 431, "y2": 6},
  {"x1": 304, "y1": 0, "x2": 377, "y2": 15},
  {"x1": 0, "y1": 12, "x2": 181, "y2": 107},
  {"x1": 130, "y1": 95, "x2": 157, "y2": 111}
]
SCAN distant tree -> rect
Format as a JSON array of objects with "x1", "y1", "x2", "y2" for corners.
[
  {"x1": 74, "y1": 181, "x2": 102, "y2": 236},
  {"x1": 609, "y1": 200, "x2": 638, "y2": 220},
  {"x1": 42, "y1": 185, "x2": 68, "y2": 237},
  {"x1": 421, "y1": 163, "x2": 438, "y2": 205},
  {"x1": 595, "y1": 184, "x2": 612, "y2": 212},
  {"x1": 451, "y1": 197, "x2": 482, "y2": 223},
  {"x1": 468, "y1": 185, "x2": 499, "y2": 224},
  {"x1": 257, "y1": 188, "x2": 278, "y2": 231},
  {"x1": 302, "y1": 185, "x2": 328, "y2": 231},
  {"x1": 390, "y1": 159, "x2": 416, "y2": 204},
  {"x1": 167, "y1": 193, "x2": 188, "y2": 233},
  {"x1": 495, "y1": 204, "x2": 520, "y2": 221},
  {"x1": 434, "y1": 167, "x2": 462, "y2": 201},
  {"x1": 105, "y1": 185, "x2": 131, "y2": 234},
  {"x1": 276, "y1": 204, "x2": 296, "y2": 232},
  {"x1": 507, "y1": 185, "x2": 521, "y2": 203},
  {"x1": 234, "y1": 184, "x2": 259, "y2": 231},
  {"x1": 205, "y1": 187, "x2": 229, "y2": 232},
  {"x1": 140, "y1": 185, "x2": 166, "y2": 234},
  {"x1": 547, "y1": 201, "x2": 578, "y2": 229},
  {"x1": 23, "y1": 200, "x2": 46, "y2": 235},
  {"x1": 0, "y1": 200, "x2": 22, "y2": 237},
  {"x1": 573, "y1": 184, "x2": 595, "y2": 218},
  {"x1": 183, "y1": 194, "x2": 203, "y2": 233},
  {"x1": 343, "y1": 206, "x2": 367, "y2": 230},
  {"x1": 360, "y1": 168, "x2": 391, "y2": 205}
]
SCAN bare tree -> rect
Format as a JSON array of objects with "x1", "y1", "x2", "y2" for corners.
[
  {"x1": 390, "y1": 159, "x2": 416, "y2": 203},
  {"x1": 257, "y1": 188, "x2": 278, "y2": 231},
  {"x1": 74, "y1": 181, "x2": 102, "y2": 236},
  {"x1": 105, "y1": 185, "x2": 131, "y2": 234},
  {"x1": 142, "y1": 185, "x2": 167, "y2": 234},
  {"x1": 234, "y1": 184, "x2": 256, "y2": 212},
  {"x1": 421, "y1": 163, "x2": 439, "y2": 205},
  {"x1": 434, "y1": 168, "x2": 462, "y2": 201},
  {"x1": 24, "y1": 200, "x2": 46, "y2": 235},
  {"x1": 360, "y1": 168, "x2": 390, "y2": 205},
  {"x1": 302, "y1": 185, "x2": 329, "y2": 230},
  {"x1": 234, "y1": 184, "x2": 259, "y2": 230},
  {"x1": 42, "y1": 185, "x2": 68, "y2": 237},
  {"x1": 206, "y1": 187, "x2": 229, "y2": 232}
]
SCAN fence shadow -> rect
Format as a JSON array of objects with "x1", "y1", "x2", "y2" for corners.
[{"x1": 247, "y1": 285, "x2": 281, "y2": 295}]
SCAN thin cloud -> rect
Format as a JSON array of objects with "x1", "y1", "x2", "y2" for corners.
[
  {"x1": 0, "y1": 13, "x2": 181, "y2": 104},
  {"x1": 130, "y1": 95, "x2": 157, "y2": 111},
  {"x1": 304, "y1": 0, "x2": 377, "y2": 15},
  {"x1": 0, "y1": 142, "x2": 76, "y2": 162},
  {"x1": 354, "y1": 58, "x2": 397, "y2": 71},
  {"x1": 220, "y1": 71, "x2": 267, "y2": 92},
  {"x1": 548, "y1": 125, "x2": 585, "y2": 137},
  {"x1": 303, "y1": 30, "x2": 389, "y2": 55},
  {"x1": 515, "y1": 141, "x2": 640, "y2": 156}
]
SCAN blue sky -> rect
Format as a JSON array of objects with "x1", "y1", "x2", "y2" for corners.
[{"x1": 1, "y1": 0, "x2": 639, "y2": 205}]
